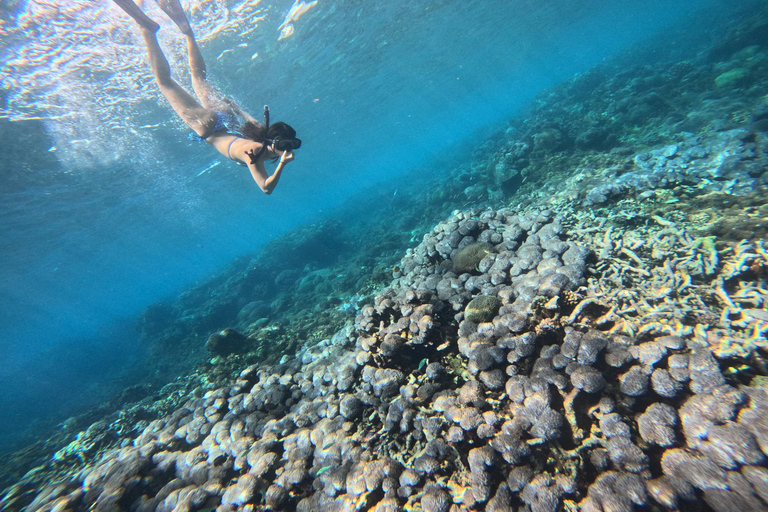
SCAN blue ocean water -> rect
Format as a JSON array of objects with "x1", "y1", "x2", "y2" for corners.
[{"x1": 0, "y1": 0, "x2": 752, "y2": 474}]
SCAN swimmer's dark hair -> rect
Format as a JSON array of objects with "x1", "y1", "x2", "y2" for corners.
[{"x1": 241, "y1": 121, "x2": 297, "y2": 142}]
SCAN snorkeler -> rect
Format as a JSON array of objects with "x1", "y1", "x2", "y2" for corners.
[{"x1": 111, "y1": 0, "x2": 301, "y2": 194}]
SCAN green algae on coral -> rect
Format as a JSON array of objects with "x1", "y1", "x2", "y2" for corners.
[
  {"x1": 465, "y1": 295, "x2": 501, "y2": 323},
  {"x1": 452, "y1": 242, "x2": 493, "y2": 274},
  {"x1": 715, "y1": 68, "x2": 749, "y2": 88}
]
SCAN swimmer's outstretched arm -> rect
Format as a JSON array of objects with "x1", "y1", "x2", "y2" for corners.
[{"x1": 246, "y1": 150, "x2": 294, "y2": 194}]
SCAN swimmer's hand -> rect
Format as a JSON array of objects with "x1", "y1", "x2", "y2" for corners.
[
  {"x1": 245, "y1": 148, "x2": 260, "y2": 165},
  {"x1": 279, "y1": 151, "x2": 294, "y2": 165}
]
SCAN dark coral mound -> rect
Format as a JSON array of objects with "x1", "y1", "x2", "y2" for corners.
[{"x1": 205, "y1": 328, "x2": 249, "y2": 356}]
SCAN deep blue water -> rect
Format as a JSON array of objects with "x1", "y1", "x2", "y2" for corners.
[{"x1": 0, "y1": 0, "x2": 730, "y2": 451}]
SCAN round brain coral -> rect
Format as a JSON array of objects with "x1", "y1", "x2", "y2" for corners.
[
  {"x1": 465, "y1": 295, "x2": 502, "y2": 323},
  {"x1": 453, "y1": 242, "x2": 494, "y2": 274}
]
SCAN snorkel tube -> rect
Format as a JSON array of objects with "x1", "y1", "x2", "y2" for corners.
[{"x1": 259, "y1": 104, "x2": 301, "y2": 153}]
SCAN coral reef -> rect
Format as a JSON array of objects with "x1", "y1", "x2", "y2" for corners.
[{"x1": 5, "y1": 202, "x2": 767, "y2": 512}]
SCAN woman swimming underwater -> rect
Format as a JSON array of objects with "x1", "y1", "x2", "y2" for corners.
[{"x1": 112, "y1": 0, "x2": 301, "y2": 194}]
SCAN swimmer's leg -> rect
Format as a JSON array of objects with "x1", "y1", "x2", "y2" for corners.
[
  {"x1": 181, "y1": 26, "x2": 233, "y2": 112},
  {"x1": 186, "y1": 33, "x2": 226, "y2": 110},
  {"x1": 180, "y1": 32, "x2": 256, "y2": 123},
  {"x1": 155, "y1": 0, "x2": 222, "y2": 110},
  {"x1": 112, "y1": 0, "x2": 216, "y2": 136},
  {"x1": 111, "y1": 0, "x2": 160, "y2": 32},
  {"x1": 156, "y1": 0, "x2": 192, "y2": 35},
  {"x1": 140, "y1": 27, "x2": 217, "y2": 137}
]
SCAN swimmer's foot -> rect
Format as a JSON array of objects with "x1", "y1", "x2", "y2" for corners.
[
  {"x1": 112, "y1": 0, "x2": 160, "y2": 32},
  {"x1": 156, "y1": 0, "x2": 192, "y2": 35}
]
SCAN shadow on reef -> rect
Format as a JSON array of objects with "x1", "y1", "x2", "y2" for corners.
[
  {"x1": 134, "y1": 217, "x2": 410, "y2": 379},
  {"x1": 2, "y1": 2, "x2": 768, "y2": 509}
]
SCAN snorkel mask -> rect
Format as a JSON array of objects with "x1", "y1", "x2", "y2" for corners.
[
  {"x1": 273, "y1": 138, "x2": 302, "y2": 151},
  {"x1": 263, "y1": 105, "x2": 302, "y2": 152}
]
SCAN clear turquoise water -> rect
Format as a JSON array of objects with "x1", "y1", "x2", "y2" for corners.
[{"x1": 0, "y1": 0, "x2": 731, "y2": 451}]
